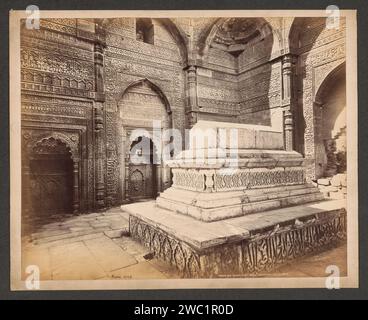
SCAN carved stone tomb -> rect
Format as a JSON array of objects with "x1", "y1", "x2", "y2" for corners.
[{"x1": 122, "y1": 121, "x2": 346, "y2": 277}]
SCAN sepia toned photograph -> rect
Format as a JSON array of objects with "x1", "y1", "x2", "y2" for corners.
[{"x1": 9, "y1": 9, "x2": 358, "y2": 290}]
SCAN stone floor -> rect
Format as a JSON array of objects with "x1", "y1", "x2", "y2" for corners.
[
  {"x1": 21, "y1": 207, "x2": 179, "y2": 280},
  {"x1": 21, "y1": 207, "x2": 347, "y2": 280}
]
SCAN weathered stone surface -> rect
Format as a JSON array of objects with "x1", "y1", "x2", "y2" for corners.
[
  {"x1": 90, "y1": 221, "x2": 111, "y2": 228},
  {"x1": 104, "y1": 229, "x2": 127, "y2": 239},
  {"x1": 125, "y1": 199, "x2": 346, "y2": 277},
  {"x1": 274, "y1": 244, "x2": 347, "y2": 277},
  {"x1": 331, "y1": 173, "x2": 347, "y2": 187},
  {"x1": 22, "y1": 208, "x2": 179, "y2": 280},
  {"x1": 157, "y1": 180, "x2": 324, "y2": 221},
  {"x1": 84, "y1": 237, "x2": 137, "y2": 272},
  {"x1": 329, "y1": 191, "x2": 345, "y2": 200},
  {"x1": 187, "y1": 121, "x2": 284, "y2": 150},
  {"x1": 49, "y1": 242, "x2": 107, "y2": 280},
  {"x1": 108, "y1": 261, "x2": 166, "y2": 279},
  {"x1": 22, "y1": 247, "x2": 52, "y2": 281},
  {"x1": 123, "y1": 199, "x2": 345, "y2": 251},
  {"x1": 34, "y1": 229, "x2": 106, "y2": 246},
  {"x1": 317, "y1": 178, "x2": 331, "y2": 186}
]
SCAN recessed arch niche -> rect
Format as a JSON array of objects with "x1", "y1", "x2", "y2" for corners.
[{"x1": 118, "y1": 79, "x2": 173, "y2": 202}]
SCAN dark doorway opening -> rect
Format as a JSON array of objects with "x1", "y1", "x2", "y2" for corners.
[
  {"x1": 128, "y1": 136, "x2": 158, "y2": 201},
  {"x1": 25, "y1": 138, "x2": 74, "y2": 218}
]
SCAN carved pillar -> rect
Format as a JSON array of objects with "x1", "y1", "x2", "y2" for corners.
[
  {"x1": 123, "y1": 131, "x2": 131, "y2": 202},
  {"x1": 94, "y1": 101, "x2": 105, "y2": 209},
  {"x1": 282, "y1": 54, "x2": 296, "y2": 151},
  {"x1": 185, "y1": 65, "x2": 198, "y2": 128},
  {"x1": 93, "y1": 36, "x2": 106, "y2": 210},
  {"x1": 73, "y1": 160, "x2": 80, "y2": 213},
  {"x1": 125, "y1": 159, "x2": 130, "y2": 200}
]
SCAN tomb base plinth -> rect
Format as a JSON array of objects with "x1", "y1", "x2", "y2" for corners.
[
  {"x1": 123, "y1": 200, "x2": 346, "y2": 278},
  {"x1": 122, "y1": 121, "x2": 346, "y2": 276}
]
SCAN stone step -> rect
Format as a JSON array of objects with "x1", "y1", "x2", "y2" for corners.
[
  {"x1": 157, "y1": 191, "x2": 324, "y2": 221},
  {"x1": 159, "y1": 184, "x2": 320, "y2": 209}
]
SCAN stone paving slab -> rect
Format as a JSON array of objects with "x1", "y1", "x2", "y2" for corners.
[
  {"x1": 112, "y1": 237, "x2": 150, "y2": 258},
  {"x1": 22, "y1": 246, "x2": 52, "y2": 280},
  {"x1": 104, "y1": 229, "x2": 126, "y2": 239},
  {"x1": 49, "y1": 241, "x2": 107, "y2": 280},
  {"x1": 22, "y1": 207, "x2": 175, "y2": 280},
  {"x1": 107, "y1": 261, "x2": 166, "y2": 279},
  {"x1": 34, "y1": 230, "x2": 106, "y2": 248},
  {"x1": 30, "y1": 228, "x2": 72, "y2": 240},
  {"x1": 84, "y1": 237, "x2": 137, "y2": 272}
]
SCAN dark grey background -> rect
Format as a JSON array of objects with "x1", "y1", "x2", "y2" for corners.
[{"x1": 0, "y1": 0, "x2": 367, "y2": 300}]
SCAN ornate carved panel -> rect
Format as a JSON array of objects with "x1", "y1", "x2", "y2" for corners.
[
  {"x1": 129, "y1": 208, "x2": 346, "y2": 278},
  {"x1": 128, "y1": 164, "x2": 156, "y2": 199},
  {"x1": 214, "y1": 168, "x2": 305, "y2": 191},
  {"x1": 129, "y1": 168, "x2": 145, "y2": 196},
  {"x1": 171, "y1": 168, "x2": 305, "y2": 192},
  {"x1": 21, "y1": 48, "x2": 94, "y2": 79},
  {"x1": 172, "y1": 169, "x2": 205, "y2": 191},
  {"x1": 129, "y1": 215, "x2": 201, "y2": 278},
  {"x1": 241, "y1": 210, "x2": 346, "y2": 273}
]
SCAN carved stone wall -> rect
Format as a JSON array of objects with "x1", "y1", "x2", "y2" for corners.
[
  {"x1": 103, "y1": 18, "x2": 185, "y2": 206},
  {"x1": 314, "y1": 68, "x2": 346, "y2": 179},
  {"x1": 238, "y1": 61, "x2": 282, "y2": 128},
  {"x1": 20, "y1": 17, "x2": 346, "y2": 214},
  {"x1": 194, "y1": 18, "x2": 284, "y2": 131},
  {"x1": 290, "y1": 17, "x2": 346, "y2": 180},
  {"x1": 21, "y1": 18, "x2": 96, "y2": 215}
]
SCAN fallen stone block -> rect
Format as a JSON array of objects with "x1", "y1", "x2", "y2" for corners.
[
  {"x1": 317, "y1": 178, "x2": 331, "y2": 186},
  {"x1": 104, "y1": 229, "x2": 126, "y2": 239}
]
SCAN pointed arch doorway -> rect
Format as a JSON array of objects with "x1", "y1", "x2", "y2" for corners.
[
  {"x1": 314, "y1": 63, "x2": 346, "y2": 179},
  {"x1": 127, "y1": 136, "x2": 159, "y2": 201},
  {"x1": 118, "y1": 78, "x2": 173, "y2": 203},
  {"x1": 25, "y1": 137, "x2": 75, "y2": 216}
]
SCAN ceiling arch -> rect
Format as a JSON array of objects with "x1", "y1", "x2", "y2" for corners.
[{"x1": 197, "y1": 17, "x2": 281, "y2": 58}]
